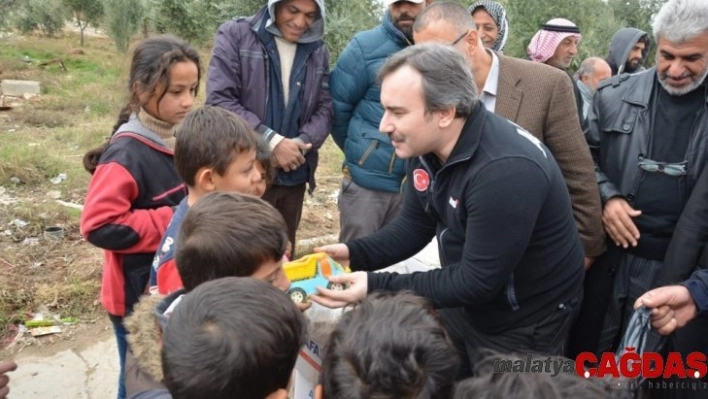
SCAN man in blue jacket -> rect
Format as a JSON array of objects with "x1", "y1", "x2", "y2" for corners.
[
  {"x1": 330, "y1": 0, "x2": 431, "y2": 242},
  {"x1": 206, "y1": 0, "x2": 334, "y2": 250}
]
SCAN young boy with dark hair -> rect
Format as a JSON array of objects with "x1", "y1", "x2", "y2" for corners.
[
  {"x1": 149, "y1": 105, "x2": 263, "y2": 295},
  {"x1": 161, "y1": 277, "x2": 307, "y2": 399},
  {"x1": 175, "y1": 191, "x2": 290, "y2": 292},
  {"x1": 315, "y1": 292, "x2": 459, "y2": 399},
  {"x1": 125, "y1": 192, "x2": 292, "y2": 398}
]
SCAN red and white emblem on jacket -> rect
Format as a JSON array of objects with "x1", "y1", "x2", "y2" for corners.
[{"x1": 413, "y1": 169, "x2": 430, "y2": 192}]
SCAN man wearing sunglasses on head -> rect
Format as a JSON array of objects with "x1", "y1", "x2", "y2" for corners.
[{"x1": 573, "y1": 1, "x2": 708, "y2": 395}]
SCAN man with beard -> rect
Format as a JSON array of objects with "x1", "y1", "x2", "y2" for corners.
[
  {"x1": 573, "y1": 1, "x2": 708, "y2": 397},
  {"x1": 605, "y1": 27, "x2": 651, "y2": 76},
  {"x1": 330, "y1": 0, "x2": 431, "y2": 242},
  {"x1": 527, "y1": 18, "x2": 585, "y2": 129}
]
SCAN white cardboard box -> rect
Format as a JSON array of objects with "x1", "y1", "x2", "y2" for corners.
[{"x1": 291, "y1": 337, "x2": 325, "y2": 399}]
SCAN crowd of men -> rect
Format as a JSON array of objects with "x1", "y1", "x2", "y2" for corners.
[{"x1": 317, "y1": 0, "x2": 708, "y2": 398}]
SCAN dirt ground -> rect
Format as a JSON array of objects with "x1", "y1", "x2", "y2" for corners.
[
  {"x1": 0, "y1": 29, "x2": 346, "y2": 396},
  {"x1": 0, "y1": 176, "x2": 342, "y2": 354}
]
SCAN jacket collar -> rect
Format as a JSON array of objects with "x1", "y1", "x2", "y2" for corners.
[
  {"x1": 421, "y1": 103, "x2": 486, "y2": 167},
  {"x1": 622, "y1": 68, "x2": 708, "y2": 108},
  {"x1": 248, "y1": 6, "x2": 268, "y2": 32},
  {"x1": 382, "y1": 11, "x2": 412, "y2": 46},
  {"x1": 495, "y1": 55, "x2": 523, "y2": 121},
  {"x1": 251, "y1": 6, "x2": 321, "y2": 55}
]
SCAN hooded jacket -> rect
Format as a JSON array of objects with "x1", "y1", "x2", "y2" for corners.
[
  {"x1": 206, "y1": 0, "x2": 333, "y2": 191},
  {"x1": 124, "y1": 291, "x2": 184, "y2": 398},
  {"x1": 80, "y1": 115, "x2": 185, "y2": 317},
  {"x1": 329, "y1": 12, "x2": 409, "y2": 193},
  {"x1": 606, "y1": 27, "x2": 650, "y2": 76}
]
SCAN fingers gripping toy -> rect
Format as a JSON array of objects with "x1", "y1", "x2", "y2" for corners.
[{"x1": 283, "y1": 253, "x2": 351, "y2": 303}]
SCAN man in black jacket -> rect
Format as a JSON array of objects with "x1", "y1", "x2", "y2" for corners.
[
  {"x1": 569, "y1": 0, "x2": 708, "y2": 396},
  {"x1": 311, "y1": 43, "x2": 584, "y2": 378}
]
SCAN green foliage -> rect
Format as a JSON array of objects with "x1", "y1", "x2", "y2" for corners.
[
  {"x1": 0, "y1": 0, "x2": 20, "y2": 31},
  {"x1": 324, "y1": 0, "x2": 380, "y2": 63},
  {"x1": 143, "y1": 0, "x2": 379, "y2": 61},
  {"x1": 153, "y1": 0, "x2": 222, "y2": 45},
  {"x1": 104, "y1": 0, "x2": 144, "y2": 52},
  {"x1": 15, "y1": 0, "x2": 68, "y2": 37},
  {"x1": 500, "y1": 0, "x2": 630, "y2": 71},
  {"x1": 63, "y1": 0, "x2": 104, "y2": 46}
]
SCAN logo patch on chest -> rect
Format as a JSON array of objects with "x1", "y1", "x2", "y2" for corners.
[
  {"x1": 449, "y1": 196, "x2": 459, "y2": 209},
  {"x1": 413, "y1": 169, "x2": 430, "y2": 192}
]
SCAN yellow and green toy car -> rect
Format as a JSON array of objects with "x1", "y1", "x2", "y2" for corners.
[{"x1": 283, "y1": 252, "x2": 350, "y2": 303}]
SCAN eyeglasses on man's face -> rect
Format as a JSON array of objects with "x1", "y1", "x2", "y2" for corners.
[
  {"x1": 637, "y1": 155, "x2": 687, "y2": 177},
  {"x1": 451, "y1": 30, "x2": 470, "y2": 46}
]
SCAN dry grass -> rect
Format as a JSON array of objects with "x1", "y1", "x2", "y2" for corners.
[{"x1": 0, "y1": 31, "x2": 344, "y2": 340}]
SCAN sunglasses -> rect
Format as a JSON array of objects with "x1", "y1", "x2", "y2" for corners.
[{"x1": 637, "y1": 155, "x2": 687, "y2": 177}]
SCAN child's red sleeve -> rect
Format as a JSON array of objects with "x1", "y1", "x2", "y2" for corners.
[{"x1": 80, "y1": 162, "x2": 174, "y2": 254}]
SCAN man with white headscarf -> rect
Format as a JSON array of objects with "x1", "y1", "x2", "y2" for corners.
[
  {"x1": 468, "y1": 0, "x2": 508, "y2": 52},
  {"x1": 528, "y1": 18, "x2": 585, "y2": 128}
]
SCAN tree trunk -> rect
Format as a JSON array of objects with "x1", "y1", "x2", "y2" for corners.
[{"x1": 79, "y1": 20, "x2": 86, "y2": 47}]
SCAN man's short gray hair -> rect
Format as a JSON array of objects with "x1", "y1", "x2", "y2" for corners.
[
  {"x1": 413, "y1": 1, "x2": 477, "y2": 35},
  {"x1": 378, "y1": 44, "x2": 478, "y2": 118},
  {"x1": 576, "y1": 57, "x2": 603, "y2": 79},
  {"x1": 652, "y1": 0, "x2": 708, "y2": 43}
]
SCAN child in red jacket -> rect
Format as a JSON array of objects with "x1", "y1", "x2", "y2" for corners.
[{"x1": 80, "y1": 35, "x2": 201, "y2": 399}]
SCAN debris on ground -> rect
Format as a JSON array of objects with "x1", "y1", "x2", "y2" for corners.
[
  {"x1": 49, "y1": 173, "x2": 67, "y2": 185},
  {"x1": 0, "y1": 79, "x2": 41, "y2": 96},
  {"x1": 29, "y1": 326, "x2": 62, "y2": 337},
  {"x1": 9, "y1": 219, "x2": 28, "y2": 228}
]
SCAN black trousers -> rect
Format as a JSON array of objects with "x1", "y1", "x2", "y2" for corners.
[
  {"x1": 261, "y1": 183, "x2": 306, "y2": 254},
  {"x1": 439, "y1": 297, "x2": 579, "y2": 380}
]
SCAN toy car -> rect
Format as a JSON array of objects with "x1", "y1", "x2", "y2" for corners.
[{"x1": 283, "y1": 252, "x2": 350, "y2": 303}]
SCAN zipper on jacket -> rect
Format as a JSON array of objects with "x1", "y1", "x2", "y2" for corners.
[
  {"x1": 438, "y1": 228, "x2": 450, "y2": 266},
  {"x1": 399, "y1": 175, "x2": 407, "y2": 193},
  {"x1": 388, "y1": 152, "x2": 397, "y2": 174},
  {"x1": 419, "y1": 154, "x2": 471, "y2": 271},
  {"x1": 359, "y1": 141, "x2": 378, "y2": 166},
  {"x1": 263, "y1": 53, "x2": 270, "y2": 119},
  {"x1": 506, "y1": 272, "x2": 521, "y2": 311}
]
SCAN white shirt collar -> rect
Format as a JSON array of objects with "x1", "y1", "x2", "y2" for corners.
[
  {"x1": 479, "y1": 50, "x2": 500, "y2": 112},
  {"x1": 482, "y1": 50, "x2": 499, "y2": 97}
]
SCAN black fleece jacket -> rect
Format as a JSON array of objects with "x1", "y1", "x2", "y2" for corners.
[{"x1": 347, "y1": 105, "x2": 585, "y2": 333}]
